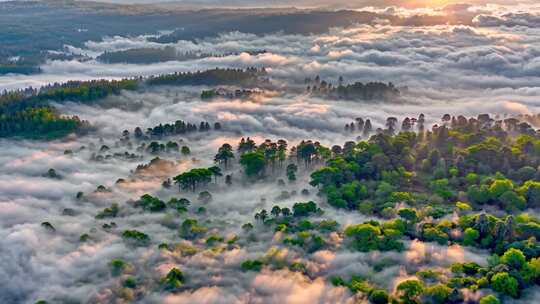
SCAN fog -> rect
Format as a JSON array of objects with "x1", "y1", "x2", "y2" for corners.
[
  {"x1": 2, "y1": 2, "x2": 540, "y2": 101},
  {"x1": 0, "y1": 83, "x2": 525, "y2": 303},
  {"x1": 2, "y1": 1, "x2": 540, "y2": 303}
]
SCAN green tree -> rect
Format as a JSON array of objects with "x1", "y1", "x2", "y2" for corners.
[
  {"x1": 241, "y1": 260, "x2": 264, "y2": 271},
  {"x1": 528, "y1": 257, "x2": 540, "y2": 281},
  {"x1": 110, "y1": 259, "x2": 129, "y2": 276},
  {"x1": 479, "y1": 295, "x2": 500, "y2": 304},
  {"x1": 122, "y1": 230, "x2": 150, "y2": 246},
  {"x1": 292, "y1": 201, "x2": 318, "y2": 217},
  {"x1": 214, "y1": 143, "x2": 234, "y2": 168},
  {"x1": 491, "y1": 272, "x2": 519, "y2": 298},
  {"x1": 208, "y1": 166, "x2": 222, "y2": 183},
  {"x1": 501, "y1": 248, "x2": 526, "y2": 270},
  {"x1": 463, "y1": 228, "x2": 480, "y2": 246},
  {"x1": 520, "y1": 181, "x2": 540, "y2": 207},
  {"x1": 281, "y1": 207, "x2": 291, "y2": 217},
  {"x1": 396, "y1": 279, "x2": 424, "y2": 304},
  {"x1": 137, "y1": 194, "x2": 166, "y2": 212},
  {"x1": 161, "y1": 268, "x2": 184, "y2": 290},
  {"x1": 240, "y1": 151, "x2": 265, "y2": 177},
  {"x1": 286, "y1": 163, "x2": 298, "y2": 181},
  {"x1": 489, "y1": 179, "x2": 513, "y2": 199},
  {"x1": 468, "y1": 184, "x2": 490, "y2": 204},
  {"x1": 345, "y1": 223, "x2": 382, "y2": 251},
  {"x1": 369, "y1": 289, "x2": 389, "y2": 304},
  {"x1": 181, "y1": 146, "x2": 191, "y2": 155},
  {"x1": 271, "y1": 205, "x2": 281, "y2": 217},
  {"x1": 423, "y1": 283, "x2": 451, "y2": 304},
  {"x1": 173, "y1": 168, "x2": 212, "y2": 191},
  {"x1": 398, "y1": 208, "x2": 418, "y2": 222}
]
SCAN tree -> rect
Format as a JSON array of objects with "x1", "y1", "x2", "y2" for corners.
[
  {"x1": 271, "y1": 205, "x2": 281, "y2": 217},
  {"x1": 286, "y1": 163, "x2": 298, "y2": 181},
  {"x1": 292, "y1": 201, "x2": 318, "y2": 217},
  {"x1": 134, "y1": 127, "x2": 143, "y2": 138},
  {"x1": 238, "y1": 137, "x2": 256, "y2": 154},
  {"x1": 198, "y1": 191, "x2": 212, "y2": 203},
  {"x1": 401, "y1": 117, "x2": 412, "y2": 131},
  {"x1": 161, "y1": 268, "x2": 184, "y2": 290},
  {"x1": 463, "y1": 228, "x2": 480, "y2": 246},
  {"x1": 214, "y1": 143, "x2": 234, "y2": 168},
  {"x1": 501, "y1": 248, "x2": 526, "y2": 270},
  {"x1": 396, "y1": 279, "x2": 424, "y2": 304},
  {"x1": 255, "y1": 209, "x2": 268, "y2": 222},
  {"x1": 277, "y1": 139, "x2": 288, "y2": 166},
  {"x1": 122, "y1": 230, "x2": 150, "y2": 246},
  {"x1": 467, "y1": 184, "x2": 490, "y2": 204},
  {"x1": 179, "y1": 218, "x2": 207, "y2": 239},
  {"x1": 110, "y1": 259, "x2": 129, "y2": 276},
  {"x1": 385, "y1": 117, "x2": 398, "y2": 134},
  {"x1": 281, "y1": 207, "x2": 291, "y2": 217},
  {"x1": 499, "y1": 191, "x2": 526, "y2": 211},
  {"x1": 240, "y1": 151, "x2": 265, "y2": 177},
  {"x1": 181, "y1": 146, "x2": 191, "y2": 155},
  {"x1": 398, "y1": 208, "x2": 418, "y2": 222},
  {"x1": 479, "y1": 295, "x2": 500, "y2": 304},
  {"x1": 297, "y1": 140, "x2": 317, "y2": 166},
  {"x1": 423, "y1": 227, "x2": 448, "y2": 245},
  {"x1": 208, "y1": 166, "x2": 222, "y2": 183},
  {"x1": 491, "y1": 272, "x2": 519, "y2": 298},
  {"x1": 136, "y1": 194, "x2": 166, "y2": 212},
  {"x1": 520, "y1": 181, "x2": 540, "y2": 207},
  {"x1": 488, "y1": 179, "x2": 513, "y2": 199},
  {"x1": 363, "y1": 119, "x2": 373, "y2": 136},
  {"x1": 173, "y1": 168, "x2": 212, "y2": 191},
  {"x1": 168, "y1": 198, "x2": 190, "y2": 213},
  {"x1": 516, "y1": 166, "x2": 536, "y2": 181},
  {"x1": 369, "y1": 289, "x2": 389, "y2": 304},
  {"x1": 310, "y1": 166, "x2": 340, "y2": 188},
  {"x1": 423, "y1": 283, "x2": 451, "y2": 304},
  {"x1": 529, "y1": 257, "x2": 540, "y2": 281},
  {"x1": 345, "y1": 223, "x2": 381, "y2": 251},
  {"x1": 241, "y1": 260, "x2": 263, "y2": 271}
]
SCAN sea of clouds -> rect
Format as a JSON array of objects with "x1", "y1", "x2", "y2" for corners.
[
  {"x1": 2, "y1": 2, "x2": 540, "y2": 303},
  {"x1": 1, "y1": 86, "x2": 503, "y2": 303}
]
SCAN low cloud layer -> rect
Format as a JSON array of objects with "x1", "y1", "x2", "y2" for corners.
[
  {"x1": 0, "y1": 82, "x2": 534, "y2": 303},
  {"x1": 2, "y1": 4, "x2": 540, "y2": 110},
  {"x1": 2, "y1": 1, "x2": 540, "y2": 303}
]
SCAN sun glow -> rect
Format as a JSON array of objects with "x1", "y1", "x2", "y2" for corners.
[{"x1": 405, "y1": 0, "x2": 457, "y2": 8}]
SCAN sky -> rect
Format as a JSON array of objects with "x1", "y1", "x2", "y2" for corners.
[{"x1": 80, "y1": 0, "x2": 540, "y2": 9}]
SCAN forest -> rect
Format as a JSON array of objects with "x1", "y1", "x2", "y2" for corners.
[
  {"x1": 33, "y1": 107, "x2": 540, "y2": 304},
  {"x1": 97, "y1": 48, "x2": 268, "y2": 64},
  {"x1": 4, "y1": 1, "x2": 540, "y2": 303},
  {"x1": 306, "y1": 76, "x2": 401, "y2": 101},
  {"x1": 0, "y1": 68, "x2": 263, "y2": 139},
  {"x1": 4, "y1": 65, "x2": 540, "y2": 304}
]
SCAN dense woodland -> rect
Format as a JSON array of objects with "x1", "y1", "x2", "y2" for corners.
[
  {"x1": 0, "y1": 68, "x2": 262, "y2": 139},
  {"x1": 0, "y1": 79, "x2": 137, "y2": 139},
  {"x1": 97, "y1": 48, "x2": 267, "y2": 64},
  {"x1": 2, "y1": 1, "x2": 460, "y2": 75},
  {"x1": 76, "y1": 113, "x2": 540, "y2": 304},
  {"x1": 147, "y1": 68, "x2": 266, "y2": 86},
  {"x1": 306, "y1": 76, "x2": 401, "y2": 101},
  {"x1": 8, "y1": 68, "x2": 540, "y2": 303}
]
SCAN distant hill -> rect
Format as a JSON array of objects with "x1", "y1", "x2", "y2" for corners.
[{"x1": 0, "y1": 1, "x2": 474, "y2": 75}]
